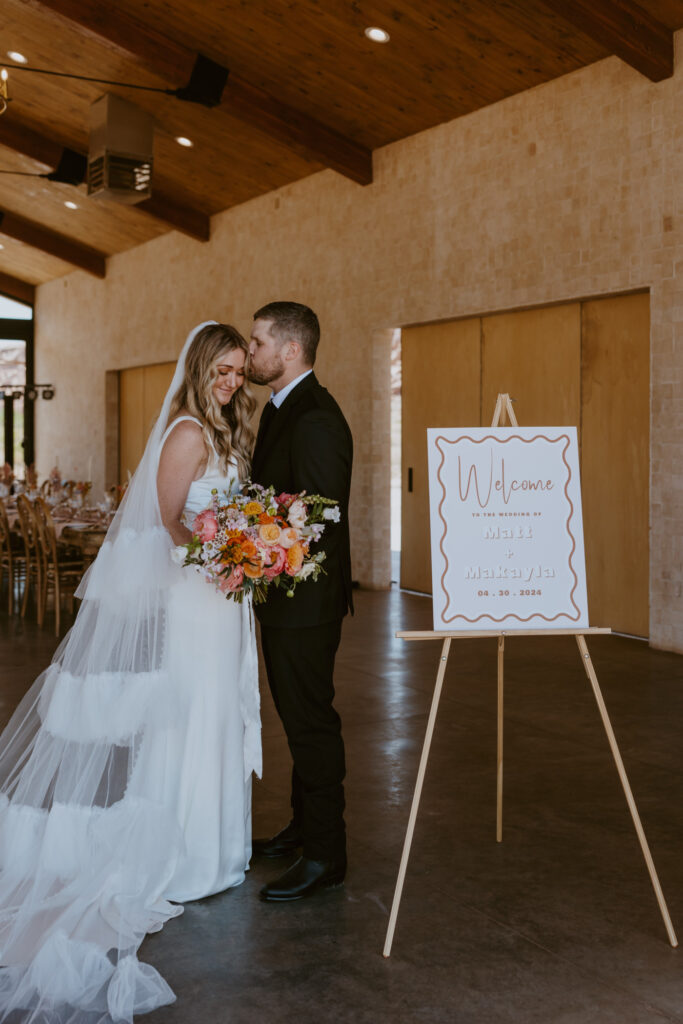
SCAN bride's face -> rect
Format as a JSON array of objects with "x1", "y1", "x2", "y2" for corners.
[{"x1": 212, "y1": 347, "x2": 246, "y2": 407}]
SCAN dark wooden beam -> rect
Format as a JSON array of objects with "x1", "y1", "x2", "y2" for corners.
[
  {"x1": 0, "y1": 119, "x2": 61, "y2": 170},
  {"x1": 0, "y1": 211, "x2": 106, "y2": 278},
  {"x1": 0, "y1": 115, "x2": 211, "y2": 242},
  {"x1": 27, "y1": 0, "x2": 373, "y2": 185},
  {"x1": 138, "y1": 195, "x2": 211, "y2": 242},
  {"x1": 25, "y1": 0, "x2": 196, "y2": 83},
  {"x1": 225, "y1": 75, "x2": 373, "y2": 185},
  {"x1": 0, "y1": 271, "x2": 35, "y2": 305},
  {"x1": 536, "y1": 0, "x2": 673, "y2": 82}
]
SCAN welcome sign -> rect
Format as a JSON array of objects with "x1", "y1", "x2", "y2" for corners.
[{"x1": 427, "y1": 427, "x2": 589, "y2": 631}]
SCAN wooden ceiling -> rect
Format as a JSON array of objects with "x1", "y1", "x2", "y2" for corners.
[{"x1": 0, "y1": 0, "x2": 681, "y2": 302}]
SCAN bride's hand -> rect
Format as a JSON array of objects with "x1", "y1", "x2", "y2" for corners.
[{"x1": 158, "y1": 420, "x2": 208, "y2": 545}]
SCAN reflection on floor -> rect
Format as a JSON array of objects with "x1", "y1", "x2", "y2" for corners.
[{"x1": 2, "y1": 588, "x2": 683, "y2": 1023}]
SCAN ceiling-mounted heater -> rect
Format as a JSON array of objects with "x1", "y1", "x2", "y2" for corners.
[{"x1": 88, "y1": 94, "x2": 154, "y2": 203}]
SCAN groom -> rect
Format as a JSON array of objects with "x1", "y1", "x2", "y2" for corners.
[{"x1": 248, "y1": 301, "x2": 353, "y2": 901}]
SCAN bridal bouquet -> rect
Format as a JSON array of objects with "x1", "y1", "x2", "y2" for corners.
[{"x1": 174, "y1": 483, "x2": 340, "y2": 603}]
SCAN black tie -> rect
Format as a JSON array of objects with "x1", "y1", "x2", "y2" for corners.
[{"x1": 256, "y1": 399, "x2": 277, "y2": 447}]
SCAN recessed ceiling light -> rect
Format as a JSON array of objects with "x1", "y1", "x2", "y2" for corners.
[
  {"x1": 64, "y1": 200, "x2": 78, "y2": 209},
  {"x1": 175, "y1": 136, "x2": 194, "y2": 148},
  {"x1": 364, "y1": 26, "x2": 390, "y2": 43},
  {"x1": 7, "y1": 51, "x2": 28, "y2": 64},
  {"x1": 0, "y1": 243, "x2": 4, "y2": 250}
]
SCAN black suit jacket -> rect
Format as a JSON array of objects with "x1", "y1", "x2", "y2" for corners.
[{"x1": 251, "y1": 372, "x2": 353, "y2": 629}]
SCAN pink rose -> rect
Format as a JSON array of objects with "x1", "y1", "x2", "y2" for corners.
[
  {"x1": 263, "y1": 545, "x2": 287, "y2": 579},
  {"x1": 193, "y1": 509, "x2": 218, "y2": 543},
  {"x1": 278, "y1": 527, "x2": 299, "y2": 549},
  {"x1": 276, "y1": 492, "x2": 296, "y2": 509},
  {"x1": 220, "y1": 564, "x2": 244, "y2": 593}
]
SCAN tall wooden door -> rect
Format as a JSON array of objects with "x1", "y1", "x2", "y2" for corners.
[
  {"x1": 581, "y1": 293, "x2": 649, "y2": 637},
  {"x1": 119, "y1": 361, "x2": 176, "y2": 479},
  {"x1": 400, "y1": 294, "x2": 649, "y2": 636},
  {"x1": 481, "y1": 303, "x2": 581, "y2": 426},
  {"x1": 401, "y1": 319, "x2": 481, "y2": 593}
]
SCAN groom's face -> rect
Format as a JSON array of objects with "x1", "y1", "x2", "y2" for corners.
[{"x1": 248, "y1": 319, "x2": 286, "y2": 387}]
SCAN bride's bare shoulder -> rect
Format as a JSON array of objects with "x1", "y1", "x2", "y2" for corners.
[{"x1": 162, "y1": 414, "x2": 205, "y2": 453}]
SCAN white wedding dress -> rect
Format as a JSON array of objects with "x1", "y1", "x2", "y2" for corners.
[
  {"x1": 0, "y1": 332, "x2": 261, "y2": 1023},
  {"x1": 138, "y1": 416, "x2": 260, "y2": 903}
]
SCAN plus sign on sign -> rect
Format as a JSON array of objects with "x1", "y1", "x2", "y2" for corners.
[{"x1": 427, "y1": 427, "x2": 589, "y2": 632}]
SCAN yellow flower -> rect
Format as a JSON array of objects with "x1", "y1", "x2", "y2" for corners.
[{"x1": 244, "y1": 501, "x2": 264, "y2": 515}]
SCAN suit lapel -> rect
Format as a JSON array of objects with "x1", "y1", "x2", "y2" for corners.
[
  {"x1": 252, "y1": 372, "x2": 318, "y2": 479},
  {"x1": 255, "y1": 399, "x2": 276, "y2": 449}
]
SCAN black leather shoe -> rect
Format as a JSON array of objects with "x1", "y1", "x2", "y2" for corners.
[
  {"x1": 251, "y1": 821, "x2": 302, "y2": 859},
  {"x1": 259, "y1": 855, "x2": 347, "y2": 902}
]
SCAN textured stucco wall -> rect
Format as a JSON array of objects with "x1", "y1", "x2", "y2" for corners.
[{"x1": 35, "y1": 43, "x2": 683, "y2": 649}]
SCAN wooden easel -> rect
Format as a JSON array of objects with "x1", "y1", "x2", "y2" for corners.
[{"x1": 383, "y1": 395, "x2": 677, "y2": 957}]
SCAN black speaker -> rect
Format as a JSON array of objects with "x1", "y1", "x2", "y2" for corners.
[
  {"x1": 175, "y1": 54, "x2": 229, "y2": 108},
  {"x1": 47, "y1": 148, "x2": 88, "y2": 186}
]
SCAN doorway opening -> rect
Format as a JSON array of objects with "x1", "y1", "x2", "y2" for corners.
[
  {"x1": 390, "y1": 328, "x2": 401, "y2": 585},
  {"x1": 0, "y1": 294, "x2": 34, "y2": 477}
]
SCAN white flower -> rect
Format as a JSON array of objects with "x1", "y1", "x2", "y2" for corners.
[
  {"x1": 288, "y1": 499, "x2": 307, "y2": 529},
  {"x1": 297, "y1": 562, "x2": 317, "y2": 580},
  {"x1": 300, "y1": 522, "x2": 323, "y2": 543},
  {"x1": 323, "y1": 507, "x2": 340, "y2": 522},
  {"x1": 170, "y1": 545, "x2": 187, "y2": 565}
]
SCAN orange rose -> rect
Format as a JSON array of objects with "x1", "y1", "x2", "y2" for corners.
[
  {"x1": 258, "y1": 512, "x2": 275, "y2": 524},
  {"x1": 243, "y1": 501, "x2": 264, "y2": 515},
  {"x1": 286, "y1": 541, "x2": 305, "y2": 575},
  {"x1": 259, "y1": 523, "x2": 282, "y2": 545}
]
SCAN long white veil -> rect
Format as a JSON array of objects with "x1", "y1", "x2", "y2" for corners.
[{"x1": 0, "y1": 322, "x2": 237, "y2": 1023}]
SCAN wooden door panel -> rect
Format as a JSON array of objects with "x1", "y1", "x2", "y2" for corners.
[
  {"x1": 119, "y1": 361, "x2": 175, "y2": 479},
  {"x1": 400, "y1": 295, "x2": 649, "y2": 635},
  {"x1": 581, "y1": 293, "x2": 649, "y2": 636},
  {"x1": 143, "y1": 362, "x2": 176, "y2": 439},
  {"x1": 401, "y1": 319, "x2": 481, "y2": 593},
  {"x1": 481, "y1": 303, "x2": 581, "y2": 425},
  {"x1": 119, "y1": 366, "x2": 144, "y2": 482}
]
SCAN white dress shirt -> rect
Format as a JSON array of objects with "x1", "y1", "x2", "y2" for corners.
[{"x1": 270, "y1": 369, "x2": 313, "y2": 409}]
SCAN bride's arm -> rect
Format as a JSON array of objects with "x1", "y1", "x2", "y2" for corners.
[{"x1": 157, "y1": 420, "x2": 208, "y2": 545}]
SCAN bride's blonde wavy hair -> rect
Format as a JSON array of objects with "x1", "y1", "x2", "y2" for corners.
[{"x1": 167, "y1": 323, "x2": 256, "y2": 481}]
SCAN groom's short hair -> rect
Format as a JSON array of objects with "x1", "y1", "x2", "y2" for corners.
[{"x1": 254, "y1": 301, "x2": 320, "y2": 366}]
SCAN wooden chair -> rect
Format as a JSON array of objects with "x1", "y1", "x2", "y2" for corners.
[
  {"x1": 15, "y1": 495, "x2": 43, "y2": 623},
  {"x1": 0, "y1": 498, "x2": 25, "y2": 615},
  {"x1": 34, "y1": 497, "x2": 86, "y2": 636}
]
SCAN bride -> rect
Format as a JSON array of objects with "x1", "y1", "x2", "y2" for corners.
[{"x1": 0, "y1": 322, "x2": 261, "y2": 1023}]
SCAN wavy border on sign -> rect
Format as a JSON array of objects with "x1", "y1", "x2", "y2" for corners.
[{"x1": 434, "y1": 433, "x2": 582, "y2": 625}]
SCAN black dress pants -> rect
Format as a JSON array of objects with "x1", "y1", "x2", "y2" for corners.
[{"x1": 259, "y1": 618, "x2": 346, "y2": 862}]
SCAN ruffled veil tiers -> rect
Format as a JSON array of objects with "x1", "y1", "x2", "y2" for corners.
[{"x1": 0, "y1": 322, "x2": 254, "y2": 1023}]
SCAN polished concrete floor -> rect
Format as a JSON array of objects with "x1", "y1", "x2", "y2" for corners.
[{"x1": 2, "y1": 589, "x2": 683, "y2": 1023}]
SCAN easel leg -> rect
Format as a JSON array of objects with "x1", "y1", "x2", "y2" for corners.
[
  {"x1": 496, "y1": 636, "x2": 505, "y2": 842},
  {"x1": 383, "y1": 637, "x2": 452, "y2": 958},
  {"x1": 576, "y1": 635, "x2": 678, "y2": 948}
]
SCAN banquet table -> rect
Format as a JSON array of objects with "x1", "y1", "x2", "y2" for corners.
[
  {"x1": 5, "y1": 504, "x2": 112, "y2": 551},
  {"x1": 60, "y1": 523, "x2": 108, "y2": 557}
]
